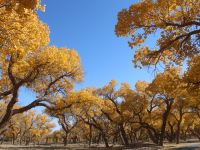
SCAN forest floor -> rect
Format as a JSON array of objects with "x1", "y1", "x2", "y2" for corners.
[{"x1": 0, "y1": 142, "x2": 200, "y2": 150}]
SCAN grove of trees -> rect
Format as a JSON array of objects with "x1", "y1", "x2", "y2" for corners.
[{"x1": 0, "y1": 0, "x2": 200, "y2": 148}]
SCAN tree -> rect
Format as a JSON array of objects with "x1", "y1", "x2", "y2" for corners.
[
  {"x1": 3, "y1": 113, "x2": 23, "y2": 144},
  {"x1": 170, "y1": 90, "x2": 191, "y2": 144},
  {"x1": 51, "y1": 130, "x2": 63, "y2": 144},
  {"x1": 0, "y1": 0, "x2": 83, "y2": 131},
  {"x1": 1, "y1": 109, "x2": 55, "y2": 145},
  {"x1": 0, "y1": 0, "x2": 43, "y2": 10},
  {"x1": 48, "y1": 110, "x2": 78, "y2": 146},
  {"x1": 132, "y1": 68, "x2": 182, "y2": 146},
  {"x1": 115, "y1": 0, "x2": 200, "y2": 67},
  {"x1": 0, "y1": 0, "x2": 44, "y2": 53},
  {"x1": 58, "y1": 89, "x2": 112, "y2": 148},
  {"x1": 165, "y1": 115, "x2": 177, "y2": 143},
  {"x1": 115, "y1": 0, "x2": 200, "y2": 146},
  {"x1": 18, "y1": 110, "x2": 36, "y2": 145},
  {"x1": 59, "y1": 114, "x2": 78, "y2": 146},
  {"x1": 30, "y1": 114, "x2": 55, "y2": 144},
  {"x1": 184, "y1": 56, "x2": 200, "y2": 91},
  {"x1": 97, "y1": 80, "x2": 131, "y2": 146}
]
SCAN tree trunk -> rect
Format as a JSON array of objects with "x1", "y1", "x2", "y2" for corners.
[
  {"x1": 12, "y1": 136, "x2": 15, "y2": 145},
  {"x1": 63, "y1": 134, "x2": 68, "y2": 146},
  {"x1": 19, "y1": 138, "x2": 22, "y2": 145},
  {"x1": 176, "y1": 120, "x2": 181, "y2": 144},
  {"x1": 119, "y1": 124, "x2": 129, "y2": 146},
  {"x1": 176, "y1": 112, "x2": 183, "y2": 144},
  {"x1": 129, "y1": 133, "x2": 133, "y2": 144},
  {"x1": 166, "y1": 122, "x2": 176, "y2": 143},
  {"x1": 46, "y1": 137, "x2": 49, "y2": 144},
  {"x1": 159, "y1": 112, "x2": 168, "y2": 146},
  {"x1": 89, "y1": 124, "x2": 92, "y2": 147},
  {"x1": 159, "y1": 131, "x2": 164, "y2": 145},
  {"x1": 1, "y1": 137, "x2": 4, "y2": 144},
  {"x1": 135, "y1": 132, "x2": 139, "y2": 143},
  {"x1": 147, "y1": 129, "x2": 159, "y2": 144},
  {"x1": 102, "y1": 133, "x2": 109, "y2": 148},
  {"x1": 159, "y1": 99, "x2": 173, "y2": 146},
  {"x1": 0, "y1": 89, "x2": 19, "y2": 129}
]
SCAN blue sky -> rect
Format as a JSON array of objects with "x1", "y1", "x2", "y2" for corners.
[
  {"x1": 18, "y1": 0, "x2": 156, "y2": 126},
  {"x1": 39, "y1": 0, "x2": 154, "y2": 88}
]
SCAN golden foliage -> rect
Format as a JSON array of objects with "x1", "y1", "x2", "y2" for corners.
[{"x1": 115, "y1": 0, "x2": 200, "y2": 67}]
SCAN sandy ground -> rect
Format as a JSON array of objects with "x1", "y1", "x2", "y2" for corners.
[
  {"x1": 164, "y1": 142, "x2": 200, "y2": 150},
  {"x1": 0, "y1": 143, "x2": 200, "y2": 150}
]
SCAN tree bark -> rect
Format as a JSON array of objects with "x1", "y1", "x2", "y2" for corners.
[
  {"x1": 176, "y1": 120, "x2": 181, "y2": 144},
  {"x1": 89, "y1": 124, "x2": 92, "y2": 147},
  {"x1": 102, "y1": 133, "x2": 109, "y2": 148},
  {"x1": 119, "y1": 124, "x2": 129, "y2": 146},
  {"x1": 63, "y1": 134, "x2": 68, "y2": 146}
]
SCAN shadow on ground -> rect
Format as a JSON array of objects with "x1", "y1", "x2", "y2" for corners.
[
  {"x1": 170, "y1": 147, "x2": 200, "y2": 150},
  {"x1": 0, "y1": 143, "x2": 161, "y2": 150},
  {"x1": 2, "y1": 143, "x2": 200, "y2": 150},
  {"x1": 124, "y1": 143, "x2": 161, "y2": 149}
]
